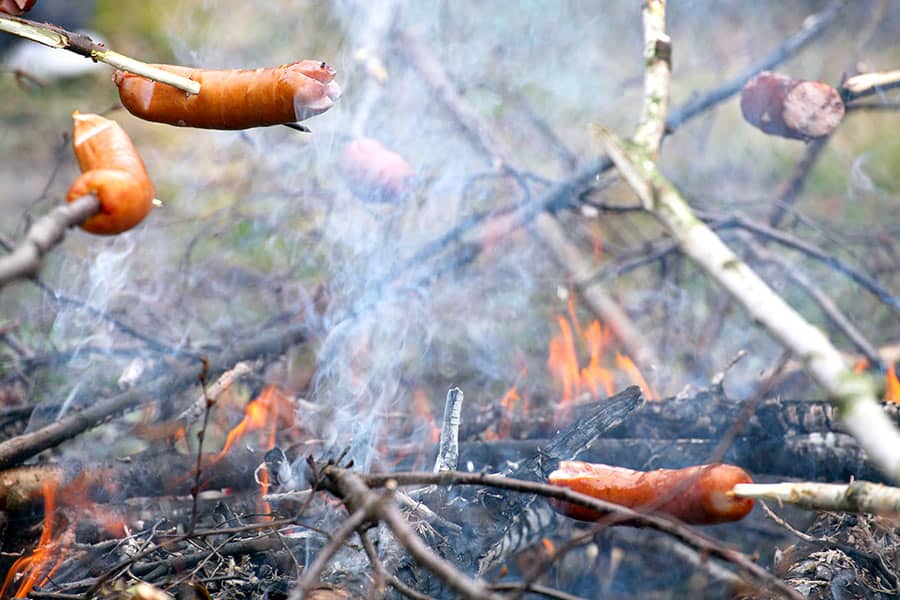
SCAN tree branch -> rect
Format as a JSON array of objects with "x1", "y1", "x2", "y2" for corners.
[
  {"x1": 0, "y1": 195, "x2": 99, "y2": 289},
  {"x1": 0, "y1": 14, "x2": 200, "y2": 94}
]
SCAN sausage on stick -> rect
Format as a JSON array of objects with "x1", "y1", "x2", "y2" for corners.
[
  {"x1": 67, "y1": 111, "x2": 154, "y2": 235},
  {"x1": 548, "y1": 460, "x2": 755, "y2": 525},
  {"x1": 114, "y1": 60, "x2": 341, "y2": 130}
]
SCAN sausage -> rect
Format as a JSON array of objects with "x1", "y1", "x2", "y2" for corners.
[
  {"x1": 740, "y1": 71, "x2": 844, "y2": 140},
  {"x1": 341, "y1": 137, "x2": 415, "y2": 201},
  {"x1": 547, "y1": 460, "x2": 754, "y2": 525},
  {"x1": 0, "y1": 0, "x2": 36, "y2": 16},
  {"x1": 67, "y1": 111, "x2": 154, "y2": 235},
  {"x1": 113, "y1": 60, "x2": 341, "y2": 129}
]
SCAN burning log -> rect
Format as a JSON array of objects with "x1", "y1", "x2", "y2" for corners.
[{"x1": 740, "y1": 71, "x2": 845, "y2": 140}]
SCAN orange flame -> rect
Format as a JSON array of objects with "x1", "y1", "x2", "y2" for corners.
[
  {"x1": 581, "y1": 321, "x2": 615, "y2": 397},
  {"x1": 886, "y1": 363, "x2": 900, "y2": 404},
  {"x1": 495, "y1": 385, "x2": 523, "y2": 439},
  {"x1": 547, "y1": 304, "x2": 656, "y2": 408},
  {"x1": 217, "y1": 386, "x2": 292, "y2": 460},
  {"x1": 413, "y1": 389, "x2": 441, "y2": 444},
  {"x1": 615, "y1": 352, "x2": 659, "y2": 401},
  {"x1": 548, "y1": 315, "x2": 581, "y2": 404},
  {"x1": 258, "y1": 465, "x2": 272, "y2": 517},
  {"x1": 1, "y1": 481, "x2": 68, "y2": 599},
  {"x1": 852, "y1": 358, "x2": 869, "y2": 374}
]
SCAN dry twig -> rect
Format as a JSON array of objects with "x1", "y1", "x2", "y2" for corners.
[
  {"x1": 0, "y1": 195, "x2": 99, "y2": 289},
  {"x1": 0, "y1": 323, "x2": 307, "y2": 469},
  {"x1": 0, "y1": 14, "x2": 199, "y2": 93}
]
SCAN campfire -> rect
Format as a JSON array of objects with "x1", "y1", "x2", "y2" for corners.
[{"x1": 1, "y1": 1, "x2": 900, "y2": 599}]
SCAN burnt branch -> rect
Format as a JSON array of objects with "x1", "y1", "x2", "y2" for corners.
[
  {"x1": 359, "y1": 470, "x2": 802, "y2": 599},
  {"x1": 0, "y1": 195, "x2": 99, "y2": 289},
  {"x1": 307, "y1": 467, "x2": 502, "y2": 600},
  {"x1": 0, "y1": 322, "x2": 307, "y2": 469}
]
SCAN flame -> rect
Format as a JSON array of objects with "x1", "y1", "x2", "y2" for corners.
[
  {"x1": 615, "y1": 352, "x2": 659, "y2": 401},
  {"x1": 1, "y1": 481, "x2": 68, "y2": 599},
  {"x1": 495, "y1": 385, "x2": 524, "y2": 439},
  {"x1": 541, "y1": 537, "x2": 556, "y2": 556},
  {"x1": 413, "y1": 389, "x2": 441, "y2": 444},
  {"x1": 853, "y1": 358, "x2": 869, "y2": 374},
  {"x1": 548, "y1": 315, "x2": 581, "y2": 404},
  {"x1": 581, "y1": 321, "x2": 615, "y2": 397},
  {"x1": 217, "y1": 386, "x2": 292, "y2": 460},
  {"x1": 258, "y1": 465, "x2": 272, "y2": 517},
  {"x1": 886, "y1": 363, "x2": 900, "y2": 404},
  {"x1": 547, "y1": 303, "x2": 657, "y2": 409}
]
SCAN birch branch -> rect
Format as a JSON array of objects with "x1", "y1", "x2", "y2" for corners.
[
  {"x1": 841, "y1": 69, "x2": 900, "y2": 102},
  {"x1": 596, "y1": 128, "x2": 900, "y2": 483},
  {"x1": 0, "y1": 195, "x2": 99, "y2": 289},
  {"x1": 595, "y1": 0, "x2": 900, "y2": 484},
  {"x1": 733, "y1": 481, "x2": 900, "y2": 516},
  {"x1": 0, "y1": 14, "x2": 200, "y2": 94}
]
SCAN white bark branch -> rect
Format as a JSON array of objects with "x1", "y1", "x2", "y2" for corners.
[{"x1": 733, "y1": 481, "x2": 900, "y2": 515}]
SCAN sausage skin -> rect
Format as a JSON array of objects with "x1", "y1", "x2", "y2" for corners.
[
  {"x1": 67, "y1": 112, "x2": 154, "y2": 235},
  {"x1": 548, "y1": 461, "x2": 755, "y2": 525},
  {"x1": 113, "y1": 60, "x2": 341, "y2": 129}
]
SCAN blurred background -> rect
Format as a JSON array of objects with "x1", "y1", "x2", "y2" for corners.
[{"x1": 0, "y1": 0, "x2": 899, "y2": 468}]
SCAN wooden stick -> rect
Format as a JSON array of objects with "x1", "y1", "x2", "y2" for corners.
[
  {"x1": 0, "y1": 323, "x2": 307, "y2": 469},
  {"x1": 733, "y1": 481, "x2": 900, "y2": 515},
  {"x1": 596, "y1": 128, "x2": 900, "y2": 484},
  {"x1": 0, "y1": 14, "x2": 200, "y2": 94},
  {"x1": 0, "y1": 195, "x2": 99, "y2": 289}
]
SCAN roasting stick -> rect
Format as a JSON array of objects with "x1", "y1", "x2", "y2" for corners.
[
  {"x1": 731, "y1": 481, "x2": 900, "y2": 516},
  {"x1": 594, "y1": 0, "x2": 900, "y2": 484},
  {"x1": 0, "y1": 13, "x2": 199, "y2": 93}
]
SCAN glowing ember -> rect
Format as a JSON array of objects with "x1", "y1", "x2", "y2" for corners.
[{"x1": 886, "y1": 363, "x2": 900, "y2": 404}]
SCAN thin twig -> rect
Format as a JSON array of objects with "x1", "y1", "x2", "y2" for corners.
[
  {"x1": 324, "y1": 468, "x2": 502, "y2": 600},
  {"x1": 0, "y1": 195, "x2": 99, "y2": 289},
  {"x1": 0, "y1": 323, "x2": 307, "y2": 469},
  {"x1": 0, "y1": 14, "x2": 199, "y2": 94},
  {"x1": 745, "y1": 238, "x2": 883, "y2": 368},
  {"x1": 841, "y1": 69, "x2": 900, "y2": 102},
  {"x1": 359, "y1": 528, "x2": 434, "y2": 600},
  {"x1": 360, "y1": 470, "x2": 802, "y2": 599},
  {"x1": 291, "y1": 505, "x2": 375, "y2": 599},
  {"x1": 398, "y1": 29, "x2": 659, "y2": 372}
]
